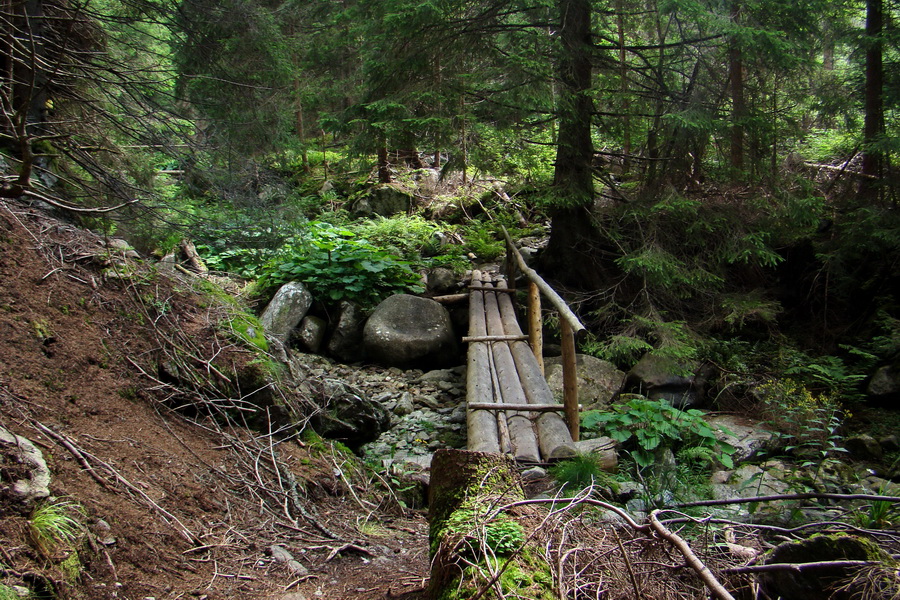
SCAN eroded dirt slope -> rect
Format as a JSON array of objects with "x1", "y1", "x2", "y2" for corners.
[{"x1": 0, "y1": 199, "x2": 428, "y2": 600}]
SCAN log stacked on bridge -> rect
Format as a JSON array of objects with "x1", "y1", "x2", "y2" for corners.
[
  {"x1": 466, "y1": 270, "x2": 501, "y2": 454},
  {"x1": 465, "y1": 271, "x2": 575, "y2": 462}
]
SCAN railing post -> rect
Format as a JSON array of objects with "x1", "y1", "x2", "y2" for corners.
[
  {"x1": 527, "y1": 282, "x2": 544, "y2": 375},
  {"x1": 504, "y1": 239, "x2": 517, "y2": 291},
  {"x1": 560, "y1": 319, "x2": 579, "y2": 442}
]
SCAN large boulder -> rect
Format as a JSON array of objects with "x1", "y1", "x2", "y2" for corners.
[
  {"x1": 868, "y1": 365, "x2": 900, "y2": 402},
  {"x1": 544, "y1": 354, "x2": 625, "y2": 411},
  {"x1": 258, "y1": 282, "x2": 313, "y2": 343},
  {"x1": 705, "y1": 414, "x2": 774, "y2": 463},
  {"x1": 350, "y1": 184, "x2": 412, "y2": 217},
  {"x1": 312, "y1": 380, "x2": 391, "y2": 449},
  {"x1": 363, "y1": 294, "x2": 458, "y2": 368},
  {"x1": 625, "y1": 354, "x2": 705, "y2": 408},
  {"x1": 326, "y1": 301, "x2": 366, "y2": 363}
]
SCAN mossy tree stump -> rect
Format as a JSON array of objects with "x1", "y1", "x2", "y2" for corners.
[{"x1": 427, "y1": 449, "x2": 555, "y2": 600}]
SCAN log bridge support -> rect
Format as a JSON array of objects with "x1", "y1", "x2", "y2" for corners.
[{"x1": 466, "y1": 236, "x2": 586, "y2": 462}]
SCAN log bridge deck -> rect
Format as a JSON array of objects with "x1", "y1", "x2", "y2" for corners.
[{"x1": 465, "y1": 268, "x2": 579, "y2": 463}]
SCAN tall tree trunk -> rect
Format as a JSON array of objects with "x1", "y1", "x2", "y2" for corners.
[
  {"x1": 542, "y1": 0, "x2": 600, "y2": 287},
  {"x1": 293, "y1": 79, "x2": 309, "y2": 172},
  {"x1": 862, "y1": 0, "x2": 884, "y2": 188},
  {"x1": 377, "y1": 143, "x2": 391, "y2": 184},
  {"x1": 616, "y1": 0, "x2": 630, "y2": 175},
  {"x1": 729, "y1": 1, "x2": 745, "y2": 175}
]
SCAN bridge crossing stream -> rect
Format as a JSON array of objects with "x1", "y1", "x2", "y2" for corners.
[{"x1": 464, "y1": 246, "x2": 585, "y2": 462}]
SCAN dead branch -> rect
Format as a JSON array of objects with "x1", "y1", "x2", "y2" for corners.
[
  {"x1": 32, "y1": 419, "x2": 199, "y2": 545},
  {"x1": 649, "y1": 509, "x2": 736, "y2": 600},
  {"x1": 675, "y1": 492, "x2": 900, "y2": 509},
  {"x1": 724, "y1": 560, "x2": 879, "y2": 575}
]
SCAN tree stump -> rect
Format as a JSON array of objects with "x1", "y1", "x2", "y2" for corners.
[{"x1": 428, "y1": 449, "x2": 553, "y2": 599}]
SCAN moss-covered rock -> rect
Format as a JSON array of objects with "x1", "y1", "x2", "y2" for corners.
[{"x1": 761, "y1": 534, "x2": 896, "y2": 600}]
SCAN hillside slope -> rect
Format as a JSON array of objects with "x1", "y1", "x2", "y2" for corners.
[{"x1": 0, "y1": 199, "x2": 427, "y2": 600}]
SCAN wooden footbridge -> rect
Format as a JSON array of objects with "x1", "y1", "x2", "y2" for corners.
[{"x1": 463, "y1": 229, "x2": 586, "y2": 463}]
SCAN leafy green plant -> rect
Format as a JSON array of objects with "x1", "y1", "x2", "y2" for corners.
[
  {"x1": 853, "y1": 498, "x2": 899, "y2": 529},
  {"x1": 258, "y1": 221, "x2": 424, "y2": 306},
  {"x1": 351, "y1": 215, "x2": 447, "y2": 260},
  {"x1": 460, "y1": 224, "x2": 505, "y2": 260},
  {"x1": 755, "y1": 379, "x2": 847, "y2": 466},
  {"x1": 29, "y1": 499, "x2": 83, "y2": 556},
  {"x1": 582, "y1": 396, "x2": 735, "y2": 469}
]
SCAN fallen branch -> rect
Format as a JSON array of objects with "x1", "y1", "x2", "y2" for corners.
[
  {"x1": 32, "y1": 420, "x2": 199, "y2": 545},
  {"x1": 675, "y1": 492, "x2": 900, "y2": 509},
  {"x1": 325, "y1": 543, "x2": 374, "y2": 562},
  {"x1": 649, "y1": 509, "x2": 736, "y2": 600},
  {"x1": 724, "y1": 560, "x2": 879, "y2": 575}
]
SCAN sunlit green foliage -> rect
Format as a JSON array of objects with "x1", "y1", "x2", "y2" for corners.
[
  {"x1": 582, "y1": 396, "x2": 736, "y2": 469},
  {"x1": 257, "y1": 222, "x2": 423, "y2": 307}
]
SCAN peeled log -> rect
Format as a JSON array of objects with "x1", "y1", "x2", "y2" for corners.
[
  {"x1": 496, "y1": 281, "x2": 575, "y2": 460},
  {"x1": 466, "y1": 271, "x2": 500, "y2": 454}
]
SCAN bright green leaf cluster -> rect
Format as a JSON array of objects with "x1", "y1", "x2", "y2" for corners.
[
  {"x1": 258, "y1": 221, "x2": 424, "y2": 307},
  {"x1": 582, "y1": 397, "x2": 735, "y2": 469}
]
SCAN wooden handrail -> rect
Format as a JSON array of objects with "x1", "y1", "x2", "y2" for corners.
[
  {"x1": 500, "y1": 226, "x2": 586, "y2": 338},
  {"x1": 501, "y1": 225, "x2": 585, "y2": 442}
]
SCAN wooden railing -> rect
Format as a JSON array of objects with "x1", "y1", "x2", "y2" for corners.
[{"x1": 500, "y1": 227, "x2": 586, "y2": 441}]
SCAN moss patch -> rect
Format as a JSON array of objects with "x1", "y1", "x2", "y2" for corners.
[{"x1": 229, "y1": 313, "x2": 268, "y2": 351}]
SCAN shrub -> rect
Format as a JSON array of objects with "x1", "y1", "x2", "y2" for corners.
[
  {"x1": 582, "y1": 396, "x2": 735, "y2": 469},
  {"x1": 258, "y1": 221, "x2": 424, "y2": 307},
  {"x1": 755, "y1": 379, "x2": 846, "y2": 464}
]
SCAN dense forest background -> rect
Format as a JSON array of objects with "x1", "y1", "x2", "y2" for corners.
[{"x1": 1, "y1": 0, "x2": 898, "y2": 402}]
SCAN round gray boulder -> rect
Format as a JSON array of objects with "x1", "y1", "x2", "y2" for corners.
[
  {"x1": 363, "y1": 294, "x2": 458, "y2": 368},
  {"x1": 259, "y1": 282, "x2": 313, "y2": 343}
]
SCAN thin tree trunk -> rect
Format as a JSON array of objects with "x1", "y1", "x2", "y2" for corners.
[
  {"x1": 616, "y1": 0, "x2": 631, "y2": 175},
  {"x1": 377, "y1": 143, "x2": 391, "y2": 184},
  {"x1": 729, "y1": 1, "x2": 745, "y2": 174},
  {"x1": 293, "y1": 79, "x2": 309, "y2": 172},
  {"x1": 862, "y1": 0, "x2": 884, "y2": 187}
]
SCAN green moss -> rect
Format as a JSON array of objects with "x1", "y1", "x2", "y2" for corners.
[
  {"x1": 196, "y1": 278, "x2": 242, "y2": 308},
  {"x1": 59, "y1": 550, "x2": 82, "y2": 584},
  {"x1": 230, "y1": 313, "x2": 268, "y2": 351},
  {"x1": 437, "y1": 506, "x2": 524, "y2": 557},
  {"x1": 31, "y1": 319, "x2": 53, "y2": 341},
  {"x1": 301, "y1": 429, "x2": 354, "y2": 459}
]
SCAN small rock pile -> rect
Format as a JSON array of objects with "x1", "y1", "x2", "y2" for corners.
[{"x1": 288, "y1": 352, "x2": 468, "y2": 467}]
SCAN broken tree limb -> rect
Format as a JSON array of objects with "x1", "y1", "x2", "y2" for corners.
[
  {"x1": 180, "y1": 238, "x2": 208, "y2": 274},
  {"x1": 431, "y1": 293, "x2": 469, "y2": 304},
  {"x1": 500, "y1": 225, "x2": 585, "y2": 339},
  {"x1": 33, "y1": 420, "x2": 200, "y2": 545},
  {"x1": 649, "y1": 509, "x2": 736, "y2": 600},
  {"x1": 724, "y1": 560, "x2": 878, "y2": 575}
]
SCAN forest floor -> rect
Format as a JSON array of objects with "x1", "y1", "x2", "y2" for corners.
[{"x1": 0, "y1": 198, "x2": 430, "y2": 600}]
